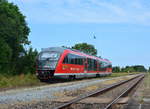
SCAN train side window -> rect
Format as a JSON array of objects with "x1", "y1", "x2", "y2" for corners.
[
  {"x1": 97, "y1": 61, "x2": 100, "y2": 71},
  {"x1": 76, "y1": 56, "x2": 79, "y2": 65},
  {"x1": 75, "y1": 56, "x2": 78, "y2": 64},
  {"x1": 87, "y1": 58, "x2": 93, "y2": 71},
  {"x1": 94, "y1": 60, "x2": 97, "y2": 71},
  {"x1": 87, "y1": 58, "x2": 90, "y2": 70},
  {"x1": 108, "y1": 64, "x2": 112, "y2": 68},
  {"x1": 99, "y1": 61, "x2": 102, "y2": 71},
  {"x1": 99, "y1": 61, "x2": 105, "y2": 71},
  {"x1": 69, "y1": 54, "x2": 75, "y2": 64},
  {"x1": 78, "y1": 56, "x2": 83, "y2": 65},
  {"x1": 79, "y1": 57, "x2": 83, "y2": 65},
  {"x1": 91, "y1": 59, "x2": 94, "y2": 71},
  {"x1": 110, "y1": 65, "x2": 112, "y2": 68},
  {"x1": 63, "y1": 53, "x2": 84, "y2": 65},
  {"x1": 63, "y1": 55, "x2": 68, "y2": 64}
]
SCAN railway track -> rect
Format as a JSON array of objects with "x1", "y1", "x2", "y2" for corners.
[{"x1": 53, "y1": 74, "x2": 145, "y2": 109}]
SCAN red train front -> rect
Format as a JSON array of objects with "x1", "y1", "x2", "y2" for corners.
[{"x1": 36, "y1": 47, "x2": 112, "y2": 80}]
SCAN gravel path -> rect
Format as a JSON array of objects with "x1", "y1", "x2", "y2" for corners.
[{"x1": 0, "y1": 75, "x2": 136, "y2": 107}]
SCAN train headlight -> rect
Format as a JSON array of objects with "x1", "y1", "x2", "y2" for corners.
[{"x1": 36, "y1": 73, "x2": 39, "y2": 76}]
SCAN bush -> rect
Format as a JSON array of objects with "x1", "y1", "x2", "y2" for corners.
[{"x1": 0, "y1": 73, "x2": 40, "y2": 88}]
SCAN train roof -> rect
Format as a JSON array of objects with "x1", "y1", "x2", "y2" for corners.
[
  {"x1": 41, "y1": 47, "x2": 111, "y2": 63},
  {"x1": 41, "y1": 47, "x2": 65, "y2": 53}
]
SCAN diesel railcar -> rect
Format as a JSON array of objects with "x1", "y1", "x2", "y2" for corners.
[{"x1": 36, "y1": 47, "x2": 112, "y2": 80}]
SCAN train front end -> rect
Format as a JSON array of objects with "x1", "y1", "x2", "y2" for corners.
[{"x1": 36, "y1": 47, "x2": 64, "y2": 80}]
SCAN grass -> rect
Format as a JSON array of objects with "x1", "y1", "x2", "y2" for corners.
[
  {"x1": 0, "y1": 72, "x2": 143, "y2": 89},
  {"x1": 131, "y1": 72, "x2": 150, "y2": 103},
  {"x1": 143, "y1": 73, "x2": 150, "y2": 89},
  {"x1": 110, "y1": 72, "x2": 142, "y2": 78},
  {"x1": 0, "y1": 73, "x2": 41, "y2": 89}
]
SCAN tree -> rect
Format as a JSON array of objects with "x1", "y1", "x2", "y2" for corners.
[
  {"x1": 112, "y1": 66, "x2": 121, "y2": 73},
  {"x1": 16, "y1": 48, "x2": 38, "y2": 74},
  {"x1": 133, "y1": 65, "x2": 147, "y2": 72},
  {"x1": 0, "y1": 37, "x2": 12, "y2": 73},
  {"x1": 72, "y1": 43, "x2": 97, "y2": 56},
  {"x1": 124, "y1": 66, "x2": 135, "y2": 73},
  {"x1": 121, "y1": 65, "x2": 147, "y2": 73},
  {"x1": 148, "y1": 67, "x2": 150, "y2": 72},
  {"x1": 0, "y1": 0, "x2": 30, "y2": 74}
]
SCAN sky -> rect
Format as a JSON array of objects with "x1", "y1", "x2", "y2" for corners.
[{"x1": 8, "y1": 0, "x2": 150, "y2": 68}]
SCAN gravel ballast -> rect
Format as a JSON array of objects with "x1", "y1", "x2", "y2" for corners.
[{"x1": 0, "y1": 75, "x2": 136, "y2": 108}]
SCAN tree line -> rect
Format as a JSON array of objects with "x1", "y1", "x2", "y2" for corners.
[{"x1": 112, "y1": 65, "x2": 148, "y2": 73}]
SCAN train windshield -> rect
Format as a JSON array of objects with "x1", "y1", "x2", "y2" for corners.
[
  {"x1": 39, "y1": 52, "x2": 60, "y2": 60},
  {"x1": 38, "y1": 52, "x2": 60, "y2": 70}
]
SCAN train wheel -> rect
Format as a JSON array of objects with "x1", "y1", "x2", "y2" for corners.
[
  {"x1": 69, "y1": 75, "x2": 76, "y2": 80},
  {"x1": 96, "y1": 74, "x2": 100, "y2": 77},
  {"x1": 39, "y1": 79, "x2": 48, "y2": 82}
]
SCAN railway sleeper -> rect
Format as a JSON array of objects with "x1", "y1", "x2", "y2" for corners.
[{"x1": 52, "y1": 97, "x2": 129, "y2": 109}]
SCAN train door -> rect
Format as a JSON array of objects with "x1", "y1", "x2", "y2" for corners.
[{"x1": 84, "y1": 58, "x2": 88, "y2": 77}]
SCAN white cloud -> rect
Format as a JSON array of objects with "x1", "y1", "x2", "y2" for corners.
[{"x1": 8, "y1": 0, "x2": 150, "y2": 25}]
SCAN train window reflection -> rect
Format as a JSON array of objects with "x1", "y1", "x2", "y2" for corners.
[
  {"x1": 63, "y1": 53, "x2": 84, "y2": 65},
  {"x1": 39, "y1": 52, "x2": 59, "y2": 60}
]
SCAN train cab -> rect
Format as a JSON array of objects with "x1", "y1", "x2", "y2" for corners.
[{"x1": 36, "y1": 47, "x2": 64, "y2": 79}]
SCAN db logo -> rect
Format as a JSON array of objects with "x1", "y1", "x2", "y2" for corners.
[{"x1": 62, "y1": 65, "x2": 69, "y2": 70}]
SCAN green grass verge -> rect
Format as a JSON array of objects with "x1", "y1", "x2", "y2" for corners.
[
  {"x1": 0, "y1": 72, "x2": 144, "y2": 89},
  {"x1": 0, "y1": 73, "x2": 40, "y2": 89},
  {"x1": 110, "y1": 72, "x2": 143, "y2": 78},
  {"x1": 143, "y1": 73, "x2": 150, "y2": 89}
]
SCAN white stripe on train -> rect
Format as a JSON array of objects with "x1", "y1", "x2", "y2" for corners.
[{"x1": 54, "y1": 72, "x2": 112, "y2": 79}]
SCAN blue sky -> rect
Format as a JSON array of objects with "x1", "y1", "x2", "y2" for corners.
[{"x1": 8, "y1": 0, "x2": 150, "y2": 68}]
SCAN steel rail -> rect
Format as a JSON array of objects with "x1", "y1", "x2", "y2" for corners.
[
  {"x1": 53, "y1": 74, "x2": 144, "y2": 109},
  {"x1": 103, "y1": 74, "x2": 145, "y2": 109}
]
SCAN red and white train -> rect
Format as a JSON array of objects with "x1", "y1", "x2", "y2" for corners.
[{"x1": 36, "y1": 47, "x2": 112, "y2": 80}]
